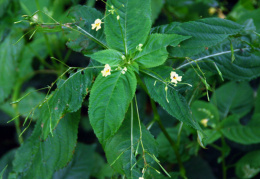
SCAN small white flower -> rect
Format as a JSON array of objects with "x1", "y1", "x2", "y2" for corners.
[
  {"x1": 91, "y1": 19, "x2": 102, "y2": 31},
  {"x1": 117, "y1": 15, "x2": 120, "y2": 20},
  {"x1": 101, "y1": 64, "x2": 112, "y2": 77},
  {"x1": 121, "y1": 55, "x2": 126, "y2": 60},
  {"x1": 170, "y1": 71, "x2": 182, "y2": 84}
]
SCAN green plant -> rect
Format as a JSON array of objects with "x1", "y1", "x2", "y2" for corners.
[{"x1": 1, "y1": 0, "x2": 260, "y2": 178}]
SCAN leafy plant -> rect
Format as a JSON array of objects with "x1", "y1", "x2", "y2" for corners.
[{"x1": 0, "y1": 0, "x2": 260, "y2": 179}]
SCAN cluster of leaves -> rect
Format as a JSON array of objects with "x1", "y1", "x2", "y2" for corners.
[{"x1": 0, "y1": 0, "x2": 260, "y2": 179}]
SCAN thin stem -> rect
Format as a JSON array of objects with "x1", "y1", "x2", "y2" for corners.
[
  {"x1": 130, "y1": 101, "x2": 134, "y2": 176},
  {"x1": 12, "y1": 82, "x2": 24, "y2": 144},
  {"x1": 209, "y1": 143, "x2": 222, "y2": 151},
  {"x1": 221, "y1": 135, "x2": 227, "y2": 179},
  {"x1": 176, "y1": 122, "x2": 183, "y2": 148},
  {"x1": 177, "y1": 48, "x2": 250, "y2": 69}
]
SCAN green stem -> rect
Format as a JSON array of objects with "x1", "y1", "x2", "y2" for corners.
[
  {"x1": 176, "y1": 122, "x2": 183, "y2": 148},
  {"x1": 12, "y1": 82, "x2": 24, "y2": 145},
  {"x1": 221, "y1": 135, "x2": 227, "y2": 179}
]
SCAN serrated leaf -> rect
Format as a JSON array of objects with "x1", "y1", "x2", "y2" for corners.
[
  {"x1": 152, "y1": 18, "x2": 243, "y2": 57},
  {"x1": 236, "y1": 150, "x2": 260, "y2": 179},
  {"x1": 133, "y1": 34, "x2": 190, "y2": 68},
  {"x1": 67, "y1": 5, "x2": 106, "y2": 53},
  {"x1": 12, "y1": 112, "x2": 80, "y2": 179},
  {"x1": 211, "y1": 81, "x2": 254, "y2": 120},
  {"x1": 105, "y1": 0, "x2": 151, "y2": 54},
  {"x1": 88, "y1": 49, "x2": 123, "y2": 65},
  {"x1": 40, "y1": 67, "x2": 95, "y2": 139},
  {"x1": 142, "y1": 66, "x2": 202, "y2": 131},
  {"x1": 104, "y1": 105, "x2": 158, "y2": 178},
  {"x1": 191, "y1": 39, "x2": 260, "y2": 81},
  {"x1": 0, "y1": 30, "x2": 24, "y2": 103},
  {"x1": 89, "y1": 69, "x2": 137, "y2": 144},
  {"x1": 221, "y1": 114, "x2": 260, "y2": 145}
]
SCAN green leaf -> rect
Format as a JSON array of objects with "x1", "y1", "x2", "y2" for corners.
[
  {"x1": 190, "y1": 39, "x2": 260, "y2": 81},
  {"x1": 0, "y1": 149, "x2": 16, "y2": 179},
  {"x1": 19, "y1": 0, "x2": 50, "y2": 15},
  {"x1": 221, "y1": 114, "x2": 260, "y2": 145},
  {"x1": 104, "y1": 105, "x2": 158, "y2": 178},
  {"x1": 89, "y1": 69, "x2": 137, "y2": 144},
  {"x1": 255, "y1": 86, "x2": 260, "y2": 115},
  {"x1": 185, "y1": 157, "x2": 217, "y2": 179},
  {"x1": 152, "y1": 18, "x2": 243, "y2": 57},
  {"x1": 40, "y1": 67, "x2": 95, "y2": 139},
  {"x1": 53, "y1": 143, "x2": 113, "y2": 179},
  {"x1": 229, "y1": 3, "x2": 260, "y2": 33},
  {"x1": 18, "y1": 88, "x2": 45, "y2": 120},
  {"x1": 0, "y1": 88, "x2": 45, "y2": 124},
  {"x1": 151, "y1": 0, "x2": 164, "y2": 23},
  {"x1": 0, "y1": 0, "x2": 10, "y2": 18},
  {"x1": 157, "y1": 128, "x2": 190, "y2": 164},
  {"x1": 0, "y1": 165, "x2": 7, "y2": 179},
  {"x1": 142, "y1": 66, "x2": 202, "y2": 131},
  {"x1": 203, "y1": 129, "x2": 221, "y2": 146},
  {"x1": 18, "y1": 37, "x2": 49, "y2": 79},
  {"x1": 88, "y1": 49, "x2": 123, "y2": 65},
  {"x1": 67, "y1": 5, "x2": 106, "y2": 53},
  {"x1": 13, "y1": 112, "x2": 80, "y2": 179},
  {"x1": 211, "y1": 81, "x2": 254, "y2": 120},
  {"x1": 191, "y1": 100, "x2": 219, "y2": 128},
  {"x1": 105, "y1": 0, "x2": 152, "y2": 54},
  {"x1": 236, "y1": 150, "x2": 260, "y2": 179},
  {"x1": 0, "y1": 30, "x2": 24, "y2": 103},
  {"x1": 133, "y1": 34, "x2": 190, "y2": 68}
]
